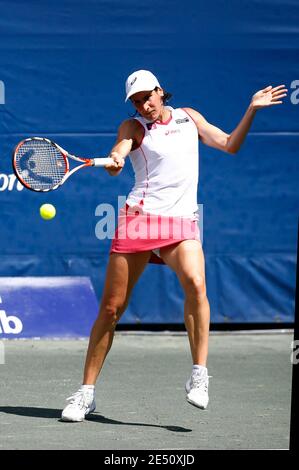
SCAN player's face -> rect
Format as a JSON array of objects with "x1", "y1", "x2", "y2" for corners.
[{"x1": 130, "y1": 88, "x2": 164, "y2": 121}]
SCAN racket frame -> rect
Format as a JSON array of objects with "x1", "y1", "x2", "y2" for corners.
[{"x1": 12, "y1": 136, "x2": 113, "y2": 192}]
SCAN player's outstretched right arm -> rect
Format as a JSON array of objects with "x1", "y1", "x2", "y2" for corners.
[{"x1": 105, "y1": 119, "x2": 139, "y2": 176}]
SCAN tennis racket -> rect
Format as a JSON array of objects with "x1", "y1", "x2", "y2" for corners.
[{"x1": 12, "y1": 137, "x2": 114, "y2": 192}]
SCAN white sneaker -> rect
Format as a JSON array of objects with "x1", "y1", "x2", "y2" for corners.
[
  {"x1": 61, "y1": 387, "x2": 96, "y2": 422},
  {"x1": 185, "y1": 369, "x2": 211, "y2": 409}
]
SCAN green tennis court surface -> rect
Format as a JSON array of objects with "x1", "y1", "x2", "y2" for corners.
[{"x1": 0, "y1": 331, "x2": 292, "y2": 450}]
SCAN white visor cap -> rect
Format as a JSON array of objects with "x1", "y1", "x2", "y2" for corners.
[{"x1": 125, "y1": 70, "x2": 161, "y2": 102}]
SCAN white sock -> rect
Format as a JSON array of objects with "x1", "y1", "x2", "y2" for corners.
[
  {"x1": 81, "y1": 384, "x2": 95, "y2": 390},
  {"x1": 192, "y1": 365, "x2": 207, "y2": 376}
]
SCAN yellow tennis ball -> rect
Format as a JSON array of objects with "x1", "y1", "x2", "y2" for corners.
[{"x1": 40, "y1": 203, "x2": 56, "y2": 220}]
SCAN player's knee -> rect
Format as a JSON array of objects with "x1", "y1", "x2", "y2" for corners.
[
  {"x1": 182, "y1": 274, "x2": 206, "y2": 300},
  {"x1": 102, "y1": 299, "x2": 126, "y2": 324}
]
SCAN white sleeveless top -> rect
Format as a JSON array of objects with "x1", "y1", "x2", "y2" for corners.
[{"x1": 126, "y1": 107, "x2": 199, "y2": 217}]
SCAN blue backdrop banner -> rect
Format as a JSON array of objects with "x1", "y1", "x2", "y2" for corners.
[
  {"x1": 0, "y1": 1, "x2": 297, "y2": 327},
  {"x1": 0, "y1": 277, "x2": 98, "y2": 338}
]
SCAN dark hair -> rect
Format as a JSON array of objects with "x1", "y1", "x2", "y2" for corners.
[{"x1": 154, "y1": 86, "x2": 172, "y2": 104}]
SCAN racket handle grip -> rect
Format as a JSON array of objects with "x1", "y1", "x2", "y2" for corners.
[{"x1": 93, "y1": 157, "x2": 114, "y2": 167}]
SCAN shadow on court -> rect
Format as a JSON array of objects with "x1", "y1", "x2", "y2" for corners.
[
  {"x1": 86, "y1": 414, "x2": 191, "y2": 433},
  {"x1": 0, "y1": 332, "x2": 293, "y2": 450},
  {"x1": 0, "y1": 406, "x2": 191, "y2": 433},
  {"x1": 0, "y1": 406, "x2": 61, "y2": 419}
]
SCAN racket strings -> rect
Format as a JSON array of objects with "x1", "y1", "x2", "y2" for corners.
[{"x1": 15, "y1": 140, "x2": 67, "y2": 190}]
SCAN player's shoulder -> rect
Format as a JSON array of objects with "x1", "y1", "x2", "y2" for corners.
[
  {"x1": 118, "y1": 118, "x2": 144, "y2": 140},
  {"x1": 181, "y1": 107, "x2": 199, "y2": 116},
  {"x1": 180, "y1": 107, "x2": 205, "y2": 123},
  {"x1": 119, "y1": 118, "x2": 143, "y2": 131}
]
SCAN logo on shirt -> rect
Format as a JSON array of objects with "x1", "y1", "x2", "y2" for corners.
[
  {"x1": 175, "y1": 117, "x2": 189, "y2": 124},
  {"x1": 165, "y1": 129, "x2": 181, "y2": 136}
]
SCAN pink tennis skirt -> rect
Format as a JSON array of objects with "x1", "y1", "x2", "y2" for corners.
[{"x1": 110, "y1": 204, "x2": 200, "y2": 264}]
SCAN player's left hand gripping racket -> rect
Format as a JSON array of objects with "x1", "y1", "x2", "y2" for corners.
[{"x1": 12, "y1": 137, "x2": 114, "y2": 192}]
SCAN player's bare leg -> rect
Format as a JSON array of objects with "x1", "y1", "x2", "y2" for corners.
[
  {"x1": 160, "y1": 240, "x2": 211, "y2": 409},
  {"x1": 61, "y1": 251, "x2": 150, "y2": 421},
  {"x1": 83, "y1": 251, "x2": 151, "y2": 384},
  {"x1": 160, "y1": 239, "x2": 210, "y2": 365}
]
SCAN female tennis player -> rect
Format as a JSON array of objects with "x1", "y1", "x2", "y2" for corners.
[{"x1": 61, "y1": 70, "x2": 287, "y2": 421}]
